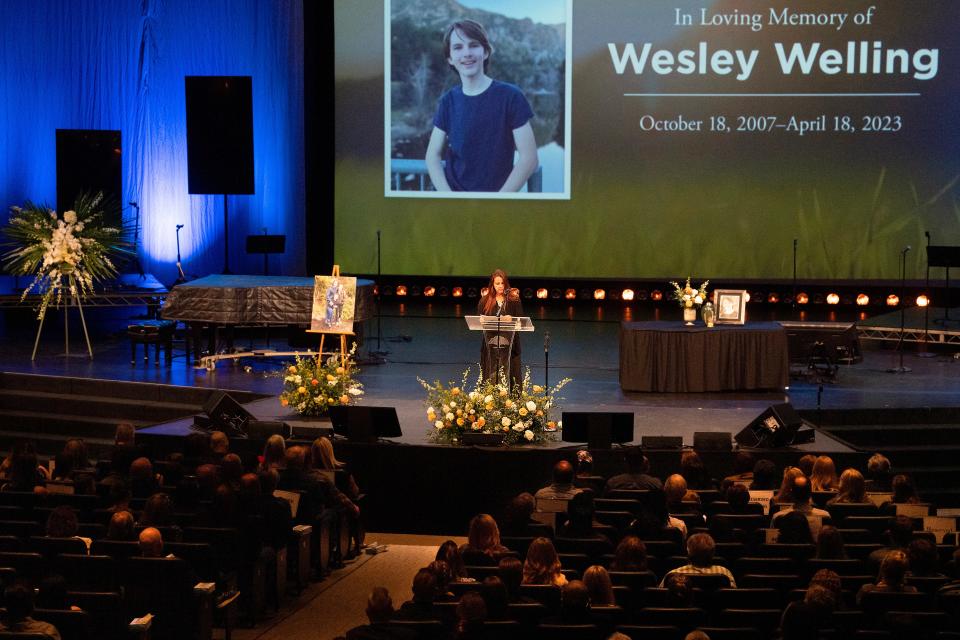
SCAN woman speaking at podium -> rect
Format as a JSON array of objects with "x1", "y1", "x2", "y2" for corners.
[{"x1": 478, "y1": 268, "x2": 522, "y2": 388}]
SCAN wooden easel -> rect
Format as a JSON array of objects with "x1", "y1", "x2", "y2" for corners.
[{"x1": 306, "y1": 265, "x2": 354, "y2": 368}]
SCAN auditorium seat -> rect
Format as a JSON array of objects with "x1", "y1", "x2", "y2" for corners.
[
  {"x1": 859, "y1": 590, "x2": 937, "y2": 614},
  {"x1": 735, "y1": 556, "x2": 797, "y2": 578},
  {"x1": 121, "y1": 556, "x2": 214, "y2": 640},
  {"x1": 90, "y1": 539, "x2": 140, "y2": 561},
  {"x1": 506, "y1": 602, "x2": 548, "y2": 627},
  {"x1": 594, "y1": 510, "x2": 633, "y2": 531},
  {"x1": 595, "y1": 498, "x2": 643, "y2": 516},
  {"x1": 609, "y1": 570, "x2": 658, "y2": 591},
  {"x1": 518, "y1": 584, "x2": 561, "y2": 612},
  {"x1": 501, "y1": 535, "x2": 534, "y2": 558},
  {"x1": 554, "y1": 537, "x2": 614, "y2": 559},
  {"x1": 32, "y1": 608, "x2": 93, "y2": 640},
  {"x1": 55, "y1": 554, "x2": 117, "y2": 591},
  {"x1": 696, "y1": 627, "x2": 762, "y2": 640},
  {"x1": 389, "y1": 619, "x2": 445, "y2": 640},
  {"x1": 0, "y1": 520, "x2": 42, "y2": 540},
  {"x1": 714, "y1": 587, "x2": 782, "y2": 611},
  {"x1": 0, "y1": 552, "x2": 45, "y2": 587},
  {"x1": 0, "y1": 535, "x2": 21, "y2": 552},
  {"x1": 804, "y1": 558, "x2": 868, "y2": 579},
  {"x1": 716, "y1": 608, "x2": 782, "y2": 636},
  {"x1": 557, "y1": 553, "x2": 592, "y2": 575},
  {"x1": 739, "y1": 573, "x2": 804, "y2": 593},
  {"x1": 28, "y1": 536, "x2": 87, "y2": 560},
  {"x1": 634, "y1": 607, "x2": 707, "y2": 633},
  {"x1": 757, "y1": 543, "x2": 815, "y2": 561},
  {"x1": 905, "y1": 575, "x2": 951, "y2": 593},
  {"x1": 67, "y1": 590, "x2": 131, "y2": 639},
  {"x1": 536, "y1": 623, "x2": 601, "y2": 640},
  {"x1": 615, "y1": 625, "x2": 682, "y2": 640},
  {"x1": 826, "y1": 503, "x2": 881, "y2": 524}
]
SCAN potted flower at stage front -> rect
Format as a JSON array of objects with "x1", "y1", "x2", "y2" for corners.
[
  {"x1": 279, "y1": 346, "x2": 363, "y2": 416},
  {"x1": 670, "y1": 277, "x2": 710, "y2": 325},
  {"x1": 2, "y1": 191, "x2": 129, "y2": 321},
  {"x1": 419, "y1": 367, "x2": 570, "y2": 446}
]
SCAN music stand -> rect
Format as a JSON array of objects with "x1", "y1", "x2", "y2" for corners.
[
  {"x1": 328, "y1": 405, "x2": 402, "y2": 443},
  {"x1": 928, "y1": 245, "x2": 960, "y2": 326},
  {"x1": 561, "y1": 411, "x2": 634, "y2": 450},
  {"x1": 246, "y1": 234, "x2": 286, "y2": 275}
]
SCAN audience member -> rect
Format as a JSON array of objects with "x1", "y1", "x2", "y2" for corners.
[
  {"x1": 559, "y1": 492, "x2": 612, "y2": 548},
  {"x1": 436, "y1": 540, "x2": 469, "y2": 582},
  {"x1": 772, "y1": 476, "x2": 830, "y2": 539},
  {"x1": 828, "y1": 468, "x2": 867, "y2": 504},
  {"x1": 220, "y1": 453, "x2": 244, "y2": 490},
  {"x1": 583, "y1": 565, "x2": 616, "y2": 605},
  {"x1": 856, "y1": 550, "x2": 918, "y2": 605},
  {"x1": 259, "y1": 434, "x2": 286, "y2": 472},
  {"x1": 312, "y1": 436, "x2": 362, "y2": 500},
  {"x1": 106, "y1": 509, "x2": 136, "y2": 541},
  {"x1": 459, "y1": 513, "x2": 509, "y2": 563},
  {"x1": 522, "y1": 537, "x2": 566, "y2": 586},
  {"x1": 611, "y1": 535, "x2": 649, "y2": 572},
  {"x1": 684, "y1": 632, "x2": 711, "y2": 640},
  {"x1": 500, "y1": 492, "x2": 541, "y2": 536},
  {"x1": 864, "y1": 453, "x2": 893, "y2": 492},
  {"x1": 796, "y1": 454, "x2": 817, "y2": 479},
  {"x1": 428, "y1": 560, "x2": 456, "y2": 600},
  {"x1": 867, "y1": 515, "x2": 914, "y2": 575},
  {"x1": 394, "y1": 568, "x2": 437, "y2": 621},
  {"x1": 723, "y1": 483, "x2": 753, "y2": 513},
  {"x1": 680, "y1": 450, "x2": 715, "y2": 490},
  {"x1": 665, "y1": 473, "x2": 702, "y2": 516},
  {"x1": 627, "y1": 488, "x2": 687, "y2": 541},
  {"x1": 809, "y1": 569, "x2": 843, "y2": 607},
  {"x1": 45, "y1": 505, "x2": 79, "y2": 538},
  {"x1": 541, "y1": 580, "x2": 597, "y2": 628},
  {"x1": 534, "y1": 460, "x2": 582, "y2": 500},
  {"x1": 663, "y1": 573, "x2": 695, "y2": 607},
  {"x1": 480, "y1": 576, "x2": 509, "y2": 620},
  {"x1": 345, "y1": 587, "x2": 416, "y2": 640},
  {"x1": 810, "y1": 456, "x2": 838, "y2": 493},
  {"x1": 891, "y1": 474, "x2": 921, "y2": 504},
  {"x1": 907, "y1": 538, "x2": 943, "y2": 578},
  {"x1": 723, "y1": 451, "x2": 755, "y2": 485},
  {"x1": 0, "y1": 584, "x2": 61, "y2": 639},
  {"x1": 774, "y1": 467, "x2": 804, "y2": 505},
  {"x1": 660, "y1": 533, "x2": 736, "y2": 587},
  {"x1": 138, "y1": 526, "x2": 164, "y2": 558},
  {"x1": 780, "y1": 583, "x2": 837, "y2": 640},
  {"x1": 1, "y1": 446, "x2": 46, "y2": 491},
  {"x1": 256, "y1": 469, "x2": 293, "y2": 551},
  {"x1": 816, "y1": 526, "x2": 847, "y2": 559},
  {"x1": 128, "y1": 457, "x2": 159, "y2": 498},
  {"x1": 37, "y1": 574, "x2": 80, "y2": 612},
  {"x1": 750, "y1": 459, "x2": 778, "y2": 490},
  {"x1": 209, "y1": 430, "x2": 230, "y2": 462},
  {"x1": 776, "y1": 510, "x2": 815, "y2": 545},
  {"x1": 497, "y1": 556, "x2": 533, "y2": 603},
  {"x1": 454, "y1": 591, "x2": 487, "y2": 640},
  {"x1": 605, "y1": 447, "x2": 662, "y2": 492}
]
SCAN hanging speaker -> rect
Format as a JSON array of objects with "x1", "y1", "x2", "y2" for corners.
[
  {"x1": 56, "y1": 129, "x2": 122, "y2": 228},
  {"x1": 735, "y1": 402, "x2": 804, "y2": 448},
  {"x1": 185, "y1": 76, "x2": 254, "y2": 194}
]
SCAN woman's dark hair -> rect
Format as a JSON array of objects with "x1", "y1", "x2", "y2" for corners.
[
  {"x1": 611, "y1": 535, "x2": 648, "y2": 571},
  {"x1": 892, "y1": 474, "x2": 920, "y2": 504},
  {"x1": 46, "y1": 505, "x2": 79, "y2": 537},
  {"x1": 436, "y1": 540, "x2": 467, "y2": 580},
  {"x1": 140, "y1": 492, "x2": 175, "y2": 526},
  {"x1": 725, "y1": 483, "x2": 750, "y2": 509},
  {"x1": 816, "y1": 526, "x2": 847, "y2": 559},
  {"x1": 776, "y1": 510, "x2": 814, "y2": 544},
  {"x1": 481, "y1": 576, "x2": 509, "y2": 619},
  {"x1": 478, "y1": 269, "x2": 517, "y2": 315}
]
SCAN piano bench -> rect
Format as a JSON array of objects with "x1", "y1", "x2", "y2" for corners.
[{"x1": 128, "y1": 320, "x2": 177, "y2": 366}]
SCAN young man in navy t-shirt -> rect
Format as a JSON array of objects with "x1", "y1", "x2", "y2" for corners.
[{"x1": 425, "y1": 19, "x2": 538, "y2": 193}]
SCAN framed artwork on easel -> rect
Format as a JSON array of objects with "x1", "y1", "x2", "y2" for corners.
[{"x1": 311, "y1": 272, "x2": 357, "y2": 334}]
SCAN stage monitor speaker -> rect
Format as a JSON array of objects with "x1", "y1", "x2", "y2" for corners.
[
  {"x1": 693, "y1": 432, "x2": 732, "y2": 451},
  {"x1": 561, "y1": 412, "x2": 634, "y2": 450},
  {"x1": 202, "y1": 392, "x2": 254, "y2": 438},
  {"x1": 328, "y1": 406, "x2": 402, "y2": 442},
  {"x1": 185, "y1": 76, "x2": 254, "y2": 194},
  {"x1": 56, "y1": 129, "x2": 122, "y2": 228},
  {"x1": 246, "y1": 420, "x2": 290, "y2": 440},
  {"x1": 641, "y1": 435, "x2": 683, "y2": 450},
  {"x1": 735, "y1": 402, "x2": 804, "y2": 448}
]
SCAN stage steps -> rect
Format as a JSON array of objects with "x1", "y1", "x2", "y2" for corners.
[
  {"x1": 0, "y1": 372, "x2": 268, "y2": 458},
  {"x1": 812, "y1": 408, "x2": 960, "y2": 507}
]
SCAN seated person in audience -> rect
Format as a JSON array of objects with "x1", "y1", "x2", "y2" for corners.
[
  {"x1": 797, "y1": 454, "x2": 817, "y2": 479},
  {"x1": 209, "y1": 430, "x2": 230, "y2": 463},
  {"x1": 582, "y1": 565, "x2": 615, "y2": 605},
  {"x1": 774, "y1": 467, "x2": 804, "y2": 505},
  {"x1": 1, "y1": 444, "x2": 47, "y2": 491},
  {"x1": 815, "y1": 526, "x2": 847, "y2": 559},
  {"x1": 535, "y1": 460, "x2": 583, "y2": 500},
  {"x1": 428, "y1": 560, "x2": 457, "y2": 600},
  {"x1": 907, "y1": 538, "x2": 944, "y2": 578},
  {"x1": 809, "y1": 569, "x2": 843, "y2": 609},
  {"x1": 45, "y1": 505, "x2": 92, "y2": 551},
  {"x1": 454, "y1": 591, "x2": 487, "y2": 640},
  {"x1": 627, "y1": 488, "x2": 687, "y2": 540},
  {"x1": 395, "y1": 568, "x2": 438, "y2": 621},
  {"x1": 680, "y1": 450, "x2": 715, "y2": 490},
  {"x1": 610, "y1": 535, "x2": 649, "y2": 572},
  {"x1": 106, "y1": 509, "x2": 137, "y2": 541},
  {"x1": 138, "y1": 492, "x2": 183, "y2": 541},
  {"x1": 891, "y1": 473, "x2": 921, "y2": 504},
  {"x1": 723, "y1": 482, "x2": 754, "y2": 513},
  {"x1": 867, "y1": 515, "x2": 914, "y2": 575},
  {"x1": 775, "y1": 510, "x2": 815, "y2": 544},
  {"x1": 724, "y1": 451, "x2": 756, "y2": 486},
  {"x1": 749, "y1": 458, "x2": 778, "y2": 490},
  {"x1": 856, "y1": 550, "x2": 917, "y2": 605},
  {"x1": 311, "y1": 436, "x2": 362, "y2": 501},
  {"x1": 195, "y1": 463, "x2": 221, "y2": 501},
  {"x1": 664, "y1": 473, "x2": 702, "y2": 516},
  {"x1": 480, "y1": 576, "x2": 510, "y2": 620},
  {"x1": 36, "y1": 574, "x2": 81, "y2": 612},
  {"x1": 574, "y1": 449, "x2": 603, "y2": 491},
  {"x1": 522, "y1": 537, "x2": 567, "y2": 586},
  {"x1": 541, "y1": 580, "x2": 606, "y2": 631},
  {"x1": 194, "y1": 483, "x2": 245, "y2": 530},
  {"x1": 219, "y1": 453, "x2": 244, "y2": 491},
  {"x1": 810, "y1": 456, "x2": 838, "y2": 493},
  {"x1": 500, "y1": 492, "x2": 543, "y2": 536},
  {"x1": 828, "y1": 468, "x2": 868, "y2": 504},
  {"x1": 558, "y1": 492, "x2": 612, "y2": 548},
  {"x1": 780, "y1": 583, "x2": 837, "y2": 640},
  {"x1": 182, "y1": 432, "x2": 213, "y2": 470},
  {"x1": 255, "y1": 470, "x2": 293, "y2": 551},
  {"x1": 0, "y1": 584, "x2": 62, "y2": 639},
  {"x1": 345, "y1": 587, "x2": 417, "y2": 640},
  {"x1": 660, "y1": 533, "x2": 736, "y2": 587},
  {"x1": 605, "y1": 446, "x2": 662, "y2": 492},
  {"x1": 663, "y1": 573, "x2": 695, "y2": 607},
  {"x1": 128, "y1": 457, "x2": 160, "y2": 498},
  {"x1": 498, "y1": 556, "x2": 535, "y2": 603},
  {"x1": 436, "y1": 540, "x2": 470, "y2": 582},
  {"x1": 278, "y1": 445, "x2": 359, "y2": 522},
  {"x1": 937, "y1": 548, "x2": 960, "y2": 594},
  {"x1": 459, "y1": 513, "x2": 510, "y2": 564},
  {"x1": 162, "y1": 452, "x2": 186, "y2": 487},
  {"x1": 865, "y1": 453, "x2": 893, "y2": 492},
  {"x1": 138, "y1": 526, "x2": 165, "y2": 558},
  {"x1": 259, "y1": 434, "x2": 286, "y2": 473},
  {"x1": 684, "y1": 633, "x2": 710, "y2": 640},
  {"x1": 772, "y1": 476, "x2": 830, "y2": 540}
]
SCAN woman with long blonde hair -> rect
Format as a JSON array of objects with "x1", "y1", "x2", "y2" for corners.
[{"x1": 810, "y1": 455, "x2": 838, "y2": 492}]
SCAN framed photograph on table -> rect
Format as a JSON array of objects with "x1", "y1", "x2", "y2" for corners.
[{"x1": 714, "y1": 289, "x2": 747, "y2": 325}]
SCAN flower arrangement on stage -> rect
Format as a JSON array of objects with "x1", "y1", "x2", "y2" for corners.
[
  {"x1": 670, "y1": 277, "x2": 710, "y2": 308},
  {"x1": 279, "y1": 347, "x2": 363, "y2": 417},
  {"x1": 419, "y1": 367, "x2": 571, "y2": 446},
  {"x1": 2, "y1": 192, "x2": 128, "y2": 320}
]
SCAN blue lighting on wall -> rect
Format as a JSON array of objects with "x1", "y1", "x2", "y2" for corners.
[{"x1": 0, "y1": 0, "x2": 305, "y2": 285}]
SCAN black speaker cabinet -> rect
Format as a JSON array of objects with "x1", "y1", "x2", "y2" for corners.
[
  {"x1": 735, "y1": 402, "x2": 804, "y2": 448},
  {"x1": 185, "y1": 76, "x2": 254, "y2": 194},
  {"x1": 56, "y1": 129, "x2": 122, "y2": 227},
  {"x1": 693, "y1": 432, "x2": 732, "y2": 451},
  {"x1": 202, "y1": 392, "x2": 254, "y2": 437}
]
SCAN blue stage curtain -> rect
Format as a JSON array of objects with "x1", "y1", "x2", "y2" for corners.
[{"x1": 0, "y1": 0, "x2": 305, "y2": 284}]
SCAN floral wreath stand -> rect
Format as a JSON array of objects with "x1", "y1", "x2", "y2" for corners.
[{"x1": 31, "y1": 275, "x2": 93, "y2": 360}]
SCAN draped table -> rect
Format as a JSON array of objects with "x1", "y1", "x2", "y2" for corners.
[{"x1": 619, "y1": 321, "x2": 789, "y2": 392}]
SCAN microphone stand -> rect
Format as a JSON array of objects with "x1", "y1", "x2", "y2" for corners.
[
  {"x1": 918, "y1": 231, "x2": 935, "y2": 358},
  {"x1": 174, "y1": 225, "x2": 187, "y2": 285},
  {"x1": 370, "y1": 230, "x2": 389, "y2": 358},
  {"x1": 792, "y1": 238, "x2": 798, "y2": 317},
  {"x1": 887, "y1": 246, "x2": 912, "y2": 373},
  {"x1": 544, "y1": 330, "x2": 551, "y2": 389}
]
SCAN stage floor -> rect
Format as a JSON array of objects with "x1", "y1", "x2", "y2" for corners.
[{"x1": 1, "y1": 300, "x2": 958, "y2": 450}]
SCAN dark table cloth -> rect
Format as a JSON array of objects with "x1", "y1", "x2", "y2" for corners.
[{"x1": 619, "y1": 321, "x2": 789, "y2": 392}]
